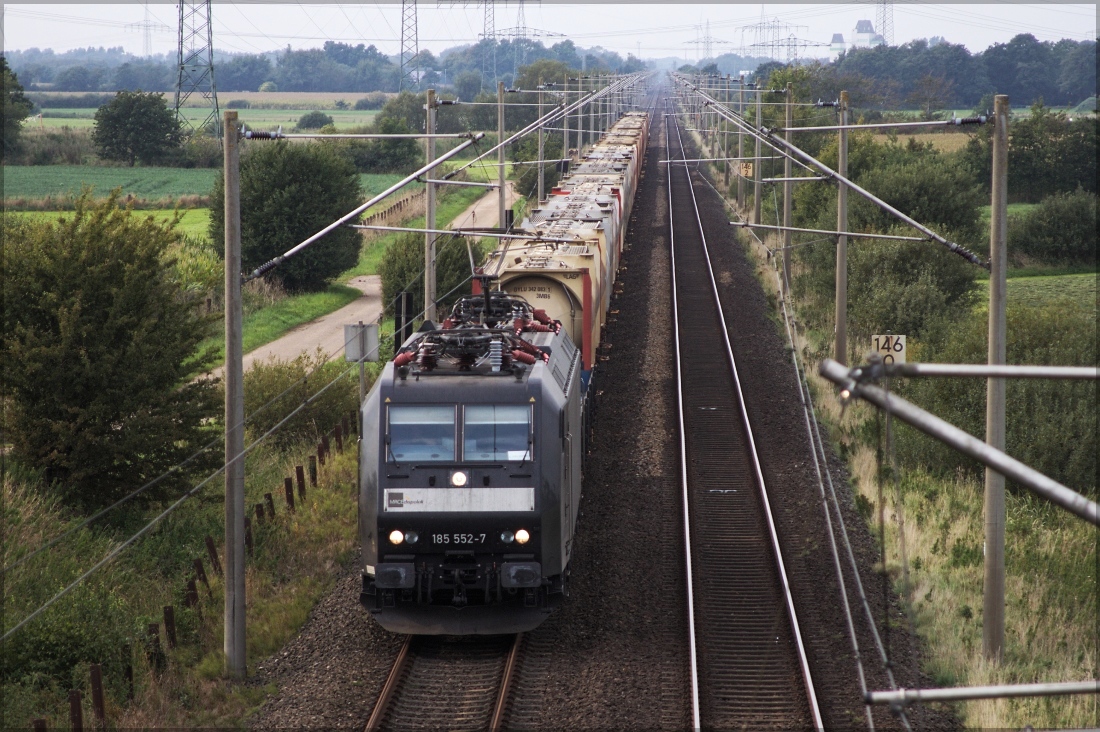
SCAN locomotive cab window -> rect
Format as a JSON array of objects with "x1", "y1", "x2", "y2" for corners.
[
  {"x1": 387, "y1": 405, "x2": 456, "y2": 462},
  {"x1": 463, "y1": 405, "x2": 532, "y2": 461}
]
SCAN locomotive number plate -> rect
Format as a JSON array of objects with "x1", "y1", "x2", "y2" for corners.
[{"x1": 432, "y1": 533, "x2": 487, "y2": 545}]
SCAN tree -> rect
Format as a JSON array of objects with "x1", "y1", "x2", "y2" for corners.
[
  {"x1": 3, "y1": 56, "x2": 33, "y2": 161},
  {"x1": 218, "y1": 54, "x2": 273, "y2": 92},
  {"x1": 907, "y1": 74, "x2": 955, "y2": 118},
  {"x1": 1, "y1": 192, "x2": 219, "y2": 511},
  {"x1": 53, "y1": 65, "x2": 105, "y2": 91},
  {"x1": 454, "y1": 71, "x2": 483, "y2": 102},
  {"x1": 209, "y1": 141, "x2": 362, "y2": 291},
  {"x1": 379, "y1": 232, "x2": 486, "y2": 318},
  {"x1": 1008, "y1": 189, "x2": 1097, "y2": 265},
  {"x1": 297, "y1": 110, "x2": 334, "y2": 130},
  {"x1": 92, "y1": 90, "x2": 181, "y2": 166}
]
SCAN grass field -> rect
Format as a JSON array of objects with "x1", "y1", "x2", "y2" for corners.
[
  {"x1": 975, "y1": 272, "x2": 1097, "y2": 309},
  {"x1": 31, "y1": 107, "x2": 379, "y2": 130},
  {"x1": 3, "y1": 165, "x2": 218, "y2": 200},
  {"x1": 4, "y1": 167, "x2": 420, "y2": 205},
  {"x1": 872, "y1": 131, "x2": 973, "y2": 154},
  {"x1": 6, "y1": 208, "x2": 212, "y2": 238},
  {"x1": 979, "y1": 202, "x2": 1039, "y2": 221}
]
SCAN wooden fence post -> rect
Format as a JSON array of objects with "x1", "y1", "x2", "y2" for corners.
[
  {"x1": 203, "y1": 536, "x2": 223, "y2": 576},
  {"x1": 317, "y1": 443, "x2": 325, "y2": 468},
  {"x1": 308, "y1": 456, "x2": 317, "y2": 486},
  {"x1": 254, "y1": 503, "x2": 265, "y2": 524},
  {"x1": 296, "y1": 465, "x2": 306, "y2": 498},
  {"x1": 89, "y1": 664, "x2": 106, "y2": 725},
  {"x1": 244, "y1": 517, "x2": 253, "y2": 555},
  {"x1": 185, "y1": 579, "x2": 199, "y2": 608},
  {"x1": 123, "y1": 644, "x2": 134, "y2": 701},
  {"x1": 68, "y1": 690, "x2": 83, "y2": 731},
  {"x1": 193, "y1": 558, "x2": 211, "y2": 595},
  {"x1": 146, "y1": 623, "x2": 166, "y2": 672},
  {"x1": 162, "y1": 606, "x2": 177, "y2": 649},
  {"x1": 283, "y1": 477, "x2": 295, "y2": 511}
]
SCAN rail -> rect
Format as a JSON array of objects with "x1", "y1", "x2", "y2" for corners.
[{"x1": 666, "y1": 101, "x2": 822, "y2": 729}]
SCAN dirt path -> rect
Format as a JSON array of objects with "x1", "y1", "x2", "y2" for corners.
[{"x1": 211, "y1": 184, "x2": 522, "y2": 379}]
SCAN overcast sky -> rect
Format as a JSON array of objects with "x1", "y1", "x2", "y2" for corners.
[{"x1": 4, "y1": 3, "x2": 1097, "y2": 62}]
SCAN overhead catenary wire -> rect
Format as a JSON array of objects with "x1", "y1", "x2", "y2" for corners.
[
  {"x1": 673, "y1": 74, "x2": 989, "y2": 269},
  {"x1": 3, "y1": 76, "x2": 652, "y2": 638}
]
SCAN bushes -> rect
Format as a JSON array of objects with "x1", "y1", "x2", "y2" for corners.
[
  {"x1": 208, "y1": 140, "x2": 363, "y2": 292},
  {"x1": 1008, "y1": 189, "x2": 1097, "y2": 266},
  {"x1": 379, "y1": 232, "x2": 487, "y2": 319},
  {"x1": 334, "y1": 116, "x2": 421, "y2": 173},
  {"x1": 296, "y1": 110, "x2": 334, "y2": 130},
  {"x1": 7, "y1": 126, "x2": 96, "y2": 165},
  {"x1": 898, "y1": 299, "x2": 1096, "y2": 494},
  {"x1": 353, "y1": 93, "x2": 387, "y2": 110},
  {"x1": 241, "y1": 350, "x2": 361, "y2": 448},
  {"x1": 1, "y1": 193, "x2": 220, "y2": 512}
]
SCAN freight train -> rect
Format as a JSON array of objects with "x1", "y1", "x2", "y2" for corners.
[{"x1": 358, "y1": 111, "x2": 650, "y2": 634}]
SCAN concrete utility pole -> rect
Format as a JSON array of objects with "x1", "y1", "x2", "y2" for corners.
[
  {"x1": 563, "y1": 77, "x2": 570, "y2": 159},
  {"x1": 723, "y1": 75, "x2": 730, "y2": 188},
  {"x1": 835, "y1": 90, "x2": 849, "y2": 365},
  {"x1": 737, "y1": 75, "x2": 744, "y2": 208},
  {"x1": 222, "y1": 109, "x2": 245, "y2": 679},
  {"x1": 498, "y1": 81, "x2": 507, "y2": 230},
  {"x1": 984, "y1": 93, "x2": 1009, "y2": 662},
  {"x1": 753, "y1": 84, "x2": 762, "y2": 226},
  {"x1": 425, "y1": 88, "x2": 438, "y2": 323},
  {"x1": 537, "y1": 78, "x2": 545, "y2": 202},
  {"x1": 589, "y1": 75, "x2": 596, "y2": 144},
  {"x1": 782, "y1": 82, "x2": 793, "y2": 296}
]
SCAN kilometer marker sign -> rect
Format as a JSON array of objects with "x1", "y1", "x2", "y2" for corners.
[{"x1": 871, "y1": 334, "x2": 906, "y2": 364}]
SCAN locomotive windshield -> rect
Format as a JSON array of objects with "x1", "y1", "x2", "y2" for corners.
[
  {"x1": 387, "y1": 405, "x2": 456, "y2": 462},
  {"x1": 463, "y1": 405, "x2": 531, "y2": 461}
]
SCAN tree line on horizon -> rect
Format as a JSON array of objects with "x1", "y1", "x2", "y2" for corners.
[
  {"x1": 7, "y1": 38, "x2": 644, "y2": 97},
  {"x1": 700, "y1": 33, "x2": 1096, "y2": 111}
]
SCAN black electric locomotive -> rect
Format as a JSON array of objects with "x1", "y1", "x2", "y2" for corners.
[{"x1": 358, "y1": 292, "x2": 583, "y2": 634}]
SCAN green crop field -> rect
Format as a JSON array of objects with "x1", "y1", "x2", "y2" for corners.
[
  {"x1": 6, "y1": 208, "x2": 212, "y2": 238},
  {"x1": 976, "y1": 272, "x2": 1097, "y2": 309},
  {"x1": 979, "y1": 202, "x2": 1038, "y2": 221},
  {"x1": 4, "y1": 165, "x2": 218, "y2": 201},
  {"x1": 5, "y1": 165, "x2": 423, "y2": 207},
  {"x1": 31, "y1": 107, "x2": 379, "y2": 130}
]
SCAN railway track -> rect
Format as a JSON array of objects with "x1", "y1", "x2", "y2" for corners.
[
  {"x1": 666, "y1": 102, "x2": 823, "y2": 729},
  {"x1": 365, "y1": 633, "x2": 523, "y2": 731}
]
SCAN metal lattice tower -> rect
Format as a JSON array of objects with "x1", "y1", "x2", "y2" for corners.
[
  {"x1": 482, "y1": 0, "x2": 497, "y2": 88},
  {"x1": 687, "y1": 19, "x2": 731, "y2": 63},
  {"x1": 175, "y1": 0, "x2": 219, "y2": 135},
  {"x1": 497, "y1": 1, "x2": 562, "y2": 81},
  {"x1": 876, "y1": 0, "x2": 894, "y2": 46},
  {"x1": 128, "y1": 3, "x2": 169, "y2": 57},
  {"x1": 744, "y1": 14, "x2": 824, "y2": 63},
  {"x1": 400, "y1": 0, "x2": 419, "y2": 92},
  {"x1": 512, "y1": 0, "x2": 527, "y2": 81}
]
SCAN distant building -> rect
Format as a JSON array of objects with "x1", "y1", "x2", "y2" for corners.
[
  {"x1": 830, "y1": 33, "x2": 847, "y2": 56},
  {"x1": 830, "y1": 20, "x2": 886, "y2": 56}
]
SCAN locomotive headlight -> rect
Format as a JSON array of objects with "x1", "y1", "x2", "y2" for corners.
[
  {"x1": 388, "y1": 529, "x2": 405, "y2": 545},
  {"x1": 450, "y1": 470, "x2": 468, "y2": 487},
  {"x1": 515, "y1": 528, "x2": 531, "y2": 545},
  {"x1": 404, "y1": 531, "x2": 419, "y2": 544},
  {"x1": 501, "y1": 530, "x2": 515, "y2": 543}
]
